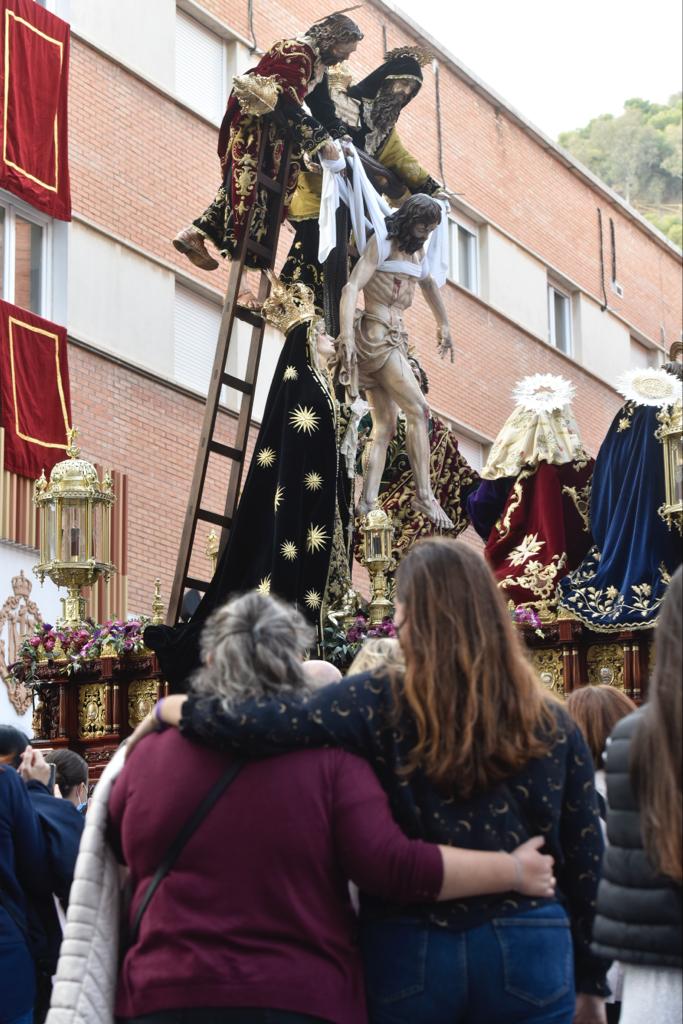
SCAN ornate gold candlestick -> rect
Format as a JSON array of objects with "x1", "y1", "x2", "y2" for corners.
[{"x1": 360, "y1": 507, "x2": 395, "y2": 626}]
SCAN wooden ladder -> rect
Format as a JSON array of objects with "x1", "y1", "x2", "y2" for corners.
[{"x1": 167, "y1": 120, "x2": 294, "y2": 625}]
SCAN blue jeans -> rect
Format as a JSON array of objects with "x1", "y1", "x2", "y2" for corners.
[{"x1": 361, "y1": 903, "x2": 576, "y2": 1024}]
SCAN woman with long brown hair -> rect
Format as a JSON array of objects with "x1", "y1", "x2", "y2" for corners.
[
  {"x1": 592, "y1": 566, "x2": 682, "y2": 1024},
  {"x1": 132, "y1": 538, "x2": 608, "y2": 1023}
]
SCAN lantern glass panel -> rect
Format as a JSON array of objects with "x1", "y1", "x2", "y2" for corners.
[
  {"x1": 102, "y1": 504, "x2": 111, "y2": 566},
  {"x1": 61, "y1": 501, "x2": 87, "y2": 562},
  {"x1": 91, "y1": 501, "x2": 102, "y2": 563},
  {"x1": 44, "y1": 500, "x2": 57, "y2": 562}
]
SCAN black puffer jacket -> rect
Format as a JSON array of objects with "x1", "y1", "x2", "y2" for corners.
[{"x1": 592, "y1": 710, "x2": 682, "y2": 967}]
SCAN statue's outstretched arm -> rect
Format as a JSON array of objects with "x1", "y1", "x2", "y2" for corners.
[{"x1": 336, "y1": 236, "x2": 381, "y2": 397}]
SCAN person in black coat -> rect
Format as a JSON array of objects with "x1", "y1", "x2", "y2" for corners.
[
  {"x1": 592, "y1": 566, "x2": 682, "y2": 1023},
  {"x1": 0, "y1": 746, "x2": 84, "y2": 1024}
]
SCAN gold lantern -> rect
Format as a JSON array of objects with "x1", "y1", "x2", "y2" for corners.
[
  {"x1": 659, "y1": 398, "x2": 682, "y2": 528},
  {"x1": 33, "y1": 429, "x2": 115, "y2": 627},
  {"x1": 360, "y1": 507, "x2": 395, "y2": 625}
]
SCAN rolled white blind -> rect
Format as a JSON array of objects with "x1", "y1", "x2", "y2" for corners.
[{"x1": 175, "y1": 10, "x2": 225, "y2": 122}]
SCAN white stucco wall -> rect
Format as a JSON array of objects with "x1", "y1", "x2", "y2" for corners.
[
  {"x1": 481, "y1": 227, "x2": 549, "y2": 341},
  {"x1": 69, "y1": 0, "x2": 176, "y2": 92},
  {"x1": 68, "y1": 222, "x2": 175, "y2": 376},
  {"x1": 575, "y1": 295, "x2": 632, "y2": 387}
]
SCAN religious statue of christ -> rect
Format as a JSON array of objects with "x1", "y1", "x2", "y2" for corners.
[{"x1": 337, "y1": 193, "x2": 455, "y2": 528}]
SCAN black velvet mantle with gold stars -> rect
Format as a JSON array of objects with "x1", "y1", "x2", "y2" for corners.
[{"x1": 145, "y1": 321, "x2": 346, "y2": 691}]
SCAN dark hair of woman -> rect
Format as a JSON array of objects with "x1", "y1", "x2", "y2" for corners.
[
  {"x1": 44, "y1": 748, "x2": 88, "y2": 798},
  {"x1": 0, "y1": 725, "x2": 29, "y2": 768},
  {"x1": 630, "y1": 566, "x2": 682, "y2": 881},
  {"x1": 394, "y1": 537, "x2": 557, "y2": 797},
  {"x1": 565, "y1": 684, "x2": 636, "y2": 769}
]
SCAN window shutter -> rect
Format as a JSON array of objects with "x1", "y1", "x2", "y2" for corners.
[
  {"x1": 175, "y1": 11, "x2": 225, "y2": 122},
  {"x1": 173, "y1": 283, "x2": 222, "y2": 396}
]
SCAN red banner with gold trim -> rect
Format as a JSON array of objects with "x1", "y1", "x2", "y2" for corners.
[
  {"x1": 0, "y1": 0, "x2": 71, "y2": 220},
  {"x1": 0, "y1": 298, "x2": 71, "y2": 478}
]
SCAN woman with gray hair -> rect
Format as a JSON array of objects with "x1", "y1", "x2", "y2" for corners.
[{"x1": 112, "y1": 592, "x2": 554, "y2": 1024}]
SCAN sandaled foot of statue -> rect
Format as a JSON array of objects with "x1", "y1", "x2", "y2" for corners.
[
  {"x1": 411, "y1": 493, "x2": 454, "y2": 530},
  {"x1": 173, "y1": 226, "x2": 219, "y2": 271}
]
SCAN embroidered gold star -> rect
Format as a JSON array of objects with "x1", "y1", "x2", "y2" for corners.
[
  {"x1": 283, "y1": 365, "x2": 298, "y2": 382},
  {"x1": 256, "y1": 447, "x2": 276, "y2": 468},
  {"x1": 304, "y1": 589, "x2": 322, "y2": 610},
  {"x1": 304, "y1": 471, "x2": 323, "y2": 491},
  {"x1": 281, "y1": 540, "x2": 298, "y2": 561},
  {"x1": 617, "y1": 417, "x2": 631, "y2": 432},
  {"x1": 256, "y1": 575, "x2": 271, "y2": 595},
  {"x1": 507, "y1": 533, "x2": 545, "y2": 567},
  {"x1": 306, "y1": 523, "x2": 329, "y2": 553},
  {"x1": 274, "y1": 485, "x2": 285, "y2": 511},
  {"x1": 290, "y1": 405, "x2": 319, "y2": 434}
]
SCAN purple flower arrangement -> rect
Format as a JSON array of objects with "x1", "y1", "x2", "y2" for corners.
[
  {"x1": 324, "y1": 613, "x2": 396, "y2": 670},
  {"x1": 15, "y1": 617, "x2": 149, "y2": 682},
  {"x1": 512, "y1": 606, "x2": 545, "y2": 638}
]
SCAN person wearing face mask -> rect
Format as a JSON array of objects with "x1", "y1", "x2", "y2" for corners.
[{"x1": 43, "y1": 749, "x2": 89, "y2": 814}]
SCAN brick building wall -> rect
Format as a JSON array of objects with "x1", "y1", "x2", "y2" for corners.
[{"x1": 3, "y1": 0, "x2": 680, "y2": 616}]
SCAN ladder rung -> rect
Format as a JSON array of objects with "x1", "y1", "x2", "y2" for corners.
[
  {"x1": 221, "y1": 373, "x2": 253, "y2": 395},
  {"x1": 208, "y1": 440, "x2": 243, "y2": 461},
  {"x1": 185, "y1": 577, "x2": 210, "y2": 592},
  {"x1": 257, "y1": 173, "x2": 283, "y2": 194},
  {"x1": 245, "y1": 239, "x2": 274, "y2": 261},
  {"x1": 234, "y1": 306, "x2": 263, "y2": 328},
  {"x1": 197, "y1": 508, "x2": 232, "y2": 528}
]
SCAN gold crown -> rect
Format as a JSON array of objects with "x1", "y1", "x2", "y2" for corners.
[
  {"x1": 384, "y1": 44, "x2": 433, "y2": 67},
  {"x1": 261, "y1": 273, "x2": 319, "y2": 335},
  {"x1": 12, "y1": 569, "x2": 32, "y2": 599}
]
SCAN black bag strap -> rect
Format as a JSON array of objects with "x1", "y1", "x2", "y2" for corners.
[{"x1": 130, "y1": 758, "x2": 244, "y2": 946}]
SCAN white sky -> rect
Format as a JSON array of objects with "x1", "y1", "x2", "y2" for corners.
[{"x1": 392, "y1": 0, "x2": 683, "y2": 138}]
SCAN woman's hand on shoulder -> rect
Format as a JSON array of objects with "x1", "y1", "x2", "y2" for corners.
[{"x1": 510, "y1": 836, "x2": 555, "y2": 897}]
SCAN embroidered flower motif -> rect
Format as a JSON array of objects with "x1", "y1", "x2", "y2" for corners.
[
  {"x1": 290, "y1": 405, "x2": 320, "y2": 434},
  {"x1": 256, "y1": 447, "x2": 276, "y2": 468},
  {"x1": 507, "y1": 533, "x2": 545, "y2": 567},
  {"x1": 306, "y1": 523, "x2": 329, "y2": 553},
  {"x1": 304, "y1": 471, "x2": 323, "y2": 491},
  {"x1": 281, "y1": 541, "x2": 297, "y2": 561},
  {"x1": 617, "y1": 417, "x2": 631, "y2": 432}
]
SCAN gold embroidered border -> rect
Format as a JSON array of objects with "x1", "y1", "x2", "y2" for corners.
[
  {"x1": 3, "y1": 10, "x2": 63, "y2": 192},
  {"x1": 8, "y1": 316, "x2": 70, "y2": 448}
]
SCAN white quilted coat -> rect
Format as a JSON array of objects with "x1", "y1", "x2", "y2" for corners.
[{"x1": 46, "y1": 745, "x2": 126, "y2": 1024}]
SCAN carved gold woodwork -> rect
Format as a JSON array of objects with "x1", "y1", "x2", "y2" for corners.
[
  {"x1": 586, "y1": 644, "x2": 625, "y2": 690},
  {"x1": 128, "y1": 679, "x2": 159, "y2": 729},
  {"x1": 79, "y1": 684, "x2": 107, "y2": 738},
  {"x1": 531, "y1": 649, "x2": 565, "y2": 697}
]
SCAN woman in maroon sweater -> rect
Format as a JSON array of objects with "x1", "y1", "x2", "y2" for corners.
[{"x1": 111, "y1": 593, "x2": 553, "y2": 1024}]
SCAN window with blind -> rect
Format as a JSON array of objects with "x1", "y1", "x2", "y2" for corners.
[
  {"x1": 175, "y1": 10, "x2": 228, "y2": 123},
  {"x1": 548, "y1": 283, "x2": 572, "y2": 355},
  {"x1": 0, "y1": 192, "x2": 50, "y2": 316},
  {"x1": 448, "y1": 216, "x2": 479, "y2": 294},
  {"x1": 173, "y1": 282, "x2": 254, "y2": 412}
]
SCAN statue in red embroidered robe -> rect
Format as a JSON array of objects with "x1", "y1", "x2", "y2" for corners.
[
  {"x1": 466, "y1": 374, "x2": 594, "y2": 621},
  {"x1": 172, "y1": 13, "x2": 363, "y2": 271}
]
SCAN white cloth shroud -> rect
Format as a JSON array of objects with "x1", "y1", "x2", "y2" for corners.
[{"x1": 317, "y1": 142, "x2": 449, "y2": 287}]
